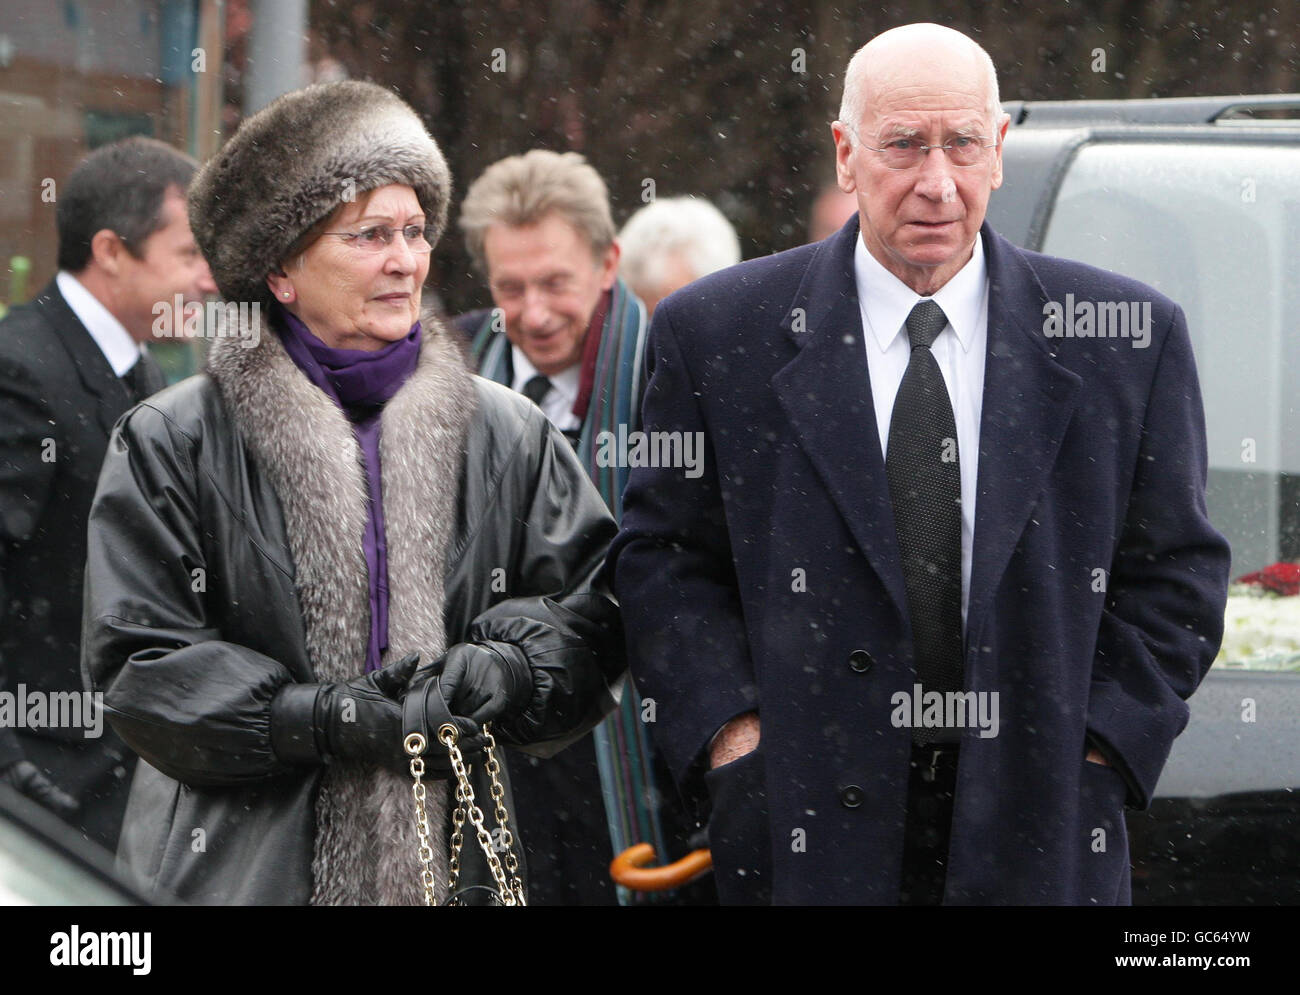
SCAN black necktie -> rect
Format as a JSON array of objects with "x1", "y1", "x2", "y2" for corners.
[
  {"x1": 120, "y1": 354, "x2": 162, "y2": 405},
  {"x1": 886, "y1": 300, "x2": 964, "y2": 743},
  {"x1": 522, "y1": 374, "x2": 552, "y2": 406}
]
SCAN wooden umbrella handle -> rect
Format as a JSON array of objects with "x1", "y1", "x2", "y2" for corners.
[{"x1": 609, "y1": 842, "x2": 713, "y2": 891}]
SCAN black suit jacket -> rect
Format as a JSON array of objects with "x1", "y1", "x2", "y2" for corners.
[{"x1": 0, "y1": 279, "x2": 164, "y2": 849}]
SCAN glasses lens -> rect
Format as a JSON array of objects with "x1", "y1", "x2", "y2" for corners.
[
  {"x1": 947, "y1": 139, "x2": 987, "y2": 166},
  {"x1": 350, "y1": 226, "x2": 392, "y2": 250},
  {"x1": 880, "y1": 142, "x2": 920, "y2": 169},
  {"x1": 401, "y1": 225, "x2": 435, "y2": 253}
]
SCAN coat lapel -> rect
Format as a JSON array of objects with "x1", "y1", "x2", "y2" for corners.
[
  {"x1": 472, "y1": 315, "x2": 512, "y2": 387},
  {"x1": 134, "y1": 350, "x2": 168, "y2": 399},
  {"x1": 207, "y1": 313, "x2": 372, "y2": 686},
  {"x1": 965, "y1": 227, "x2": 1082, "y2": 651},
  {"x1": 771, "y1": 221, "x2": 910, "y2": 622},
  {"x1": 769, "y1": 224, "x2": 1083, "y2": 650},
  {"x1": 35, "y1": 281, "x2": 134, "y2": 434}
]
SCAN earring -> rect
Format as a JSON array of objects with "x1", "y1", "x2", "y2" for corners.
[{"x1": 282, "y1": 291, "x2": 291, "y2": 299}]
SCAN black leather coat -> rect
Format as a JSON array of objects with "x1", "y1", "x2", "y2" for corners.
[{"x1": 81, "y1": 364, "x2": 624, "y2": 904}]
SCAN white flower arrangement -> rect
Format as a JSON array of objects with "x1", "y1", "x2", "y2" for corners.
[{"x1": 1214, "y1": 584, "x2": 1300, "y2": 671}]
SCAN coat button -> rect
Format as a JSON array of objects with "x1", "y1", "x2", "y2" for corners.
[
  {"x1": 840, "y1": 784, "x2": 865, "y2": 808},
  {"x1": 848, "y1": 649, "x2": 873, "y2": 673}
]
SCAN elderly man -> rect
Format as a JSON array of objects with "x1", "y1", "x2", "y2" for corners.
[
  {"x1": 456, "y1": 149, "x2": 708, "y2": 905},
  {"x1": 0, "y1": 137, "x2": 216, "y2": 850},
  {"x1": 618, "y1": 196, "x2": 741, "y2": 316},
  {"x1": 608, "y1": 23, "x2": 1230, "y2": 905}
]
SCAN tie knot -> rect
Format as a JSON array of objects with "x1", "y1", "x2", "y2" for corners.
[
  {"x1": 905, "y1": 299, "x2": 948, "y2": 350},
  {"x1": 121, "y1": 357, "x2": 153, "y2": 404},
  {"x1": 522, "y1": 374, "x2": 552, "y2": 406}
]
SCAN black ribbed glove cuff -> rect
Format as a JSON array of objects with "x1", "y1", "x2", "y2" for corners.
[{"x1": 270, "y1": 683, "x2": 325, "y2": 766}]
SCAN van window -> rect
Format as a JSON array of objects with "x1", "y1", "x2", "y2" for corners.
[{"x1": 1042, "y1": 142, "x2": 1300, "y2": 671}]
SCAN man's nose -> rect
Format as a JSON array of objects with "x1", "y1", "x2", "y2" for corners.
[
  {"x1": 520, "y1": 287, "x2": 550, "y2": 330},
  {"x1": 196, "y1": 259, "x2": 218, "y2": 296},
  {"x1": 912, "y1": 146, "x2": 959, "y2": 202}
]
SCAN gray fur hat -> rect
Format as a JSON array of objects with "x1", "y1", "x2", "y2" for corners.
[{"x1": 190, "y1": 80, "x2": 451, "y2": 307}]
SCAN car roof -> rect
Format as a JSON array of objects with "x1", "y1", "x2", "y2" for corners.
[
  {"x1": 989, "y1": 94, "x2": 1300, "y2": 247},
  {"x1": 1005, "y1": 93, "x2": 1300, "y2": 127}
]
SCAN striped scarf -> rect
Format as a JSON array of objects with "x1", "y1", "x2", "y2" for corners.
[{"x1": 470, "y1": 277, "x2": 667, "y2": 903}]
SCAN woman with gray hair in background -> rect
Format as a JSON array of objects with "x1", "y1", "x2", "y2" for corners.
[
  {"x1": 81, "y1": 81, "x2": 624, "y2": 905},
  {"x1": 618, "y1": 196, "x2": 742, "y2": 316}
]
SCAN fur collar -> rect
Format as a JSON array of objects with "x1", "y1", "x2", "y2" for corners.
[{"x1": 207, "y1": 308, "x2": 476, "y2": 905}]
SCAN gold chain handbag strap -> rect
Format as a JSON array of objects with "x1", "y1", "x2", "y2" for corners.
[
  {"x1": 481, "y1": 725, "x2": 526, "y2": 903},
  {"x1": 403, "y1": 731, "x2": 439, "y2": 906},
  {"x1": 404, "y1": 723, "x2": 527, "y2": 907}
]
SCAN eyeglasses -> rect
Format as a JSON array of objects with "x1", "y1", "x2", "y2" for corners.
[
  {"x1": 867, "y1": 135, "x2": 999, "y2": 170},
  {"x1": 320, "y1": 224, "x2": 436, "y2": 253}
]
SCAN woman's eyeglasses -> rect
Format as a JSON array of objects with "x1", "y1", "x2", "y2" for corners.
[{"x1": 321, "y1": 224, "x2": 436, "y2": 253}]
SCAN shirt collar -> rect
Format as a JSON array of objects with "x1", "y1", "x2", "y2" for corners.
[
  {"x1": 510, "y1": 345, "x2": 581, "y2": 402},
  {"x1": 56, "y1": 270, "x2": 144, "y2": 376},
  {"x1": 853, "y1": 233, "x2": 987, "y2": 354}
]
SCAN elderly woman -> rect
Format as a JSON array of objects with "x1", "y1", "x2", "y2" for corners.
[{"x1": 81, "y1": 81, "x2": 624, "y2": 905}]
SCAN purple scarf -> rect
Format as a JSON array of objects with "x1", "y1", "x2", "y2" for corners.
[{"x1": 274, "y1": 303, "x2": 422, "y2": 672}]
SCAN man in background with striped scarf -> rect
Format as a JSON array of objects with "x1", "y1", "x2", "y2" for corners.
[{"x1": 455, "y1": 149, "x2": 713, "y2": 905}]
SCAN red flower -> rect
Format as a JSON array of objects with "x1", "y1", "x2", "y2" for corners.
[{"x1": 1236, "y1": 562, "x2": 1300, "y2": 596}]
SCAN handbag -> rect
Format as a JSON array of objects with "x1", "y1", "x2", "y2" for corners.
[{"x1": 403, "y1": 677, "x2": 527, "y2": 907}]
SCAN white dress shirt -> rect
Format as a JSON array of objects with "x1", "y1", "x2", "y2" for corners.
[
  {"x1": 56, "y1": 270, "x2": 146, "y2": 376},
  {"x1": 510, "y1": 345, "x2": 582, "y2": 432},
  {"x1": 853, "y1": 236, "x2": 988, "y2": 626}
]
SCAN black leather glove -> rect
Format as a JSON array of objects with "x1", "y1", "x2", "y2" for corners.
[
  {"x1": 403, "y1": 671, "x2": 486, "y2": 779},
  {"x1": 270, "y1": 652, "x2": 420, "y2": 772},
  {"x1": 1, "y1": 760, "x2": 80, "y2": 822},
  {"x1": 457, "y1": 597, "x2": 618, "y2": 749},
  {"x1": 439, "y1": 641, "x2": 533, "y2": 728}
]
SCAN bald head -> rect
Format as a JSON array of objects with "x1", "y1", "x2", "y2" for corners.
[
  {"x1": 830, "y1": 23, "x2": 1010, "y2": 295},
  {"x1": 838, "y1": 24, "x2": 1002, "y2": 145}
]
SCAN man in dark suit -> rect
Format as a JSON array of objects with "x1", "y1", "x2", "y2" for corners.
[
  {"x1": 0, "y1": 136, "x2": 215, "y2": 851},
  {"x1": 607, "y1": 23, "x2": 1231, "y2": 904}
]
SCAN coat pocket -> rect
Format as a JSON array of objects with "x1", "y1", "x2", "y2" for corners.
[
  {"x1": 1076, "y1": 759, "x2": 1131, "y2": 905},
  {"x1": 704, "y1": 747, "x2": 772, "y2": 905}
]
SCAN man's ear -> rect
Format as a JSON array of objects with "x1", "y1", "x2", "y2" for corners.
[
  {"x1": 88, "y1": 228, "x2": 126, "y2": 277},
  {"x1": 831, "y1": 122, "x2": 857, "y2": 194},
  {"x1": 990, "y1": 112, "x2": 1011, "y2": 191}
]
